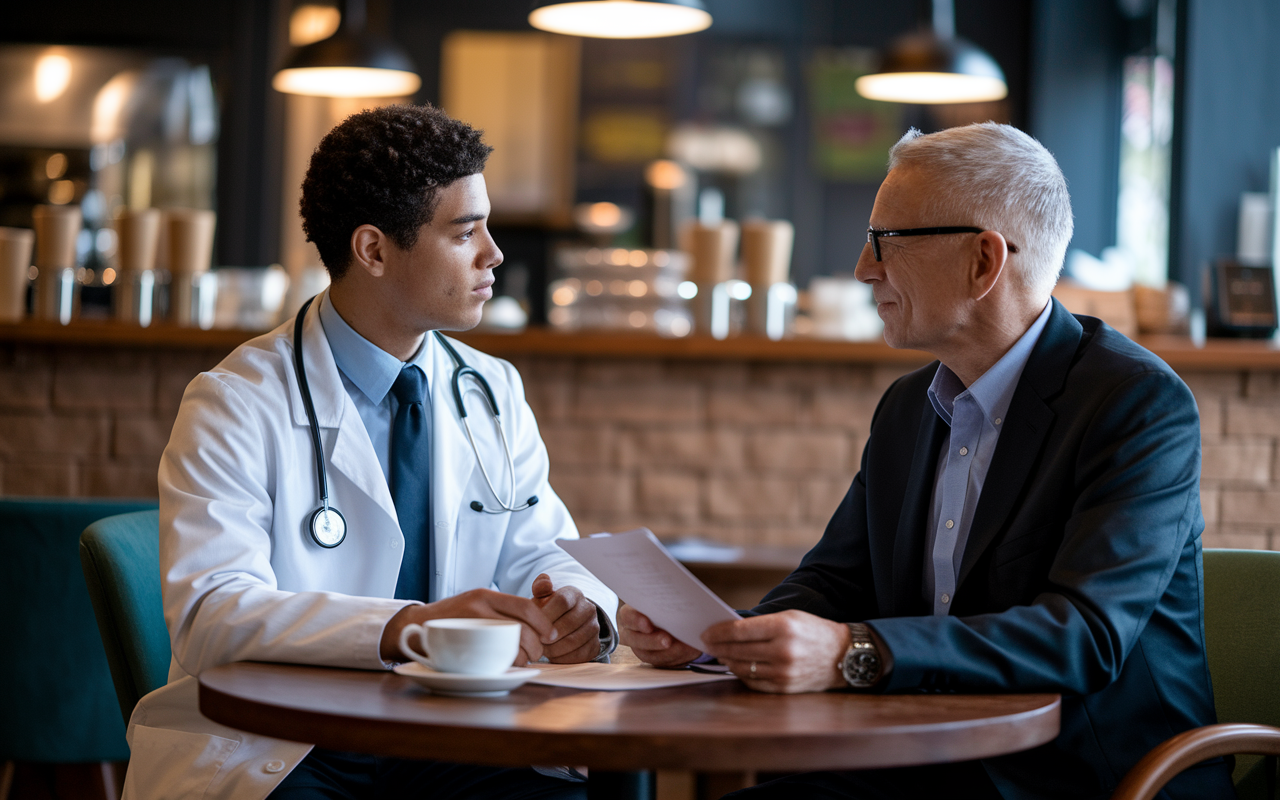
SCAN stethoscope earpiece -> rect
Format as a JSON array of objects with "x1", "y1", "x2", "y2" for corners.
[{"x1": 470, "y1": 496, "x2": 538, "y2": 514}]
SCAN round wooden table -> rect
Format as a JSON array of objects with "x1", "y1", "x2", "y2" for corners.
[{"x1": 199, "y1": 661, "x2": 1060, "y2": 799}]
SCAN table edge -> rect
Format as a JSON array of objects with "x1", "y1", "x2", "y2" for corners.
[{"x1": 198, "y1": 665, "x2": 1062, "y2": 772}]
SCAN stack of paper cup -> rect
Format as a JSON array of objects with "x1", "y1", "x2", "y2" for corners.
[
  {"x1": 32, "y1": 205, "x2": 82, "y2": 325},
  {"x1": 683, "y1": 220, "x2": 739, "y2": 335},
  {"x1": 167, "y1": 209, "x2": 216, "y2": 327},
  {"x1": 0, "y1": 227, "x2": 35, "y2": 323},
  {"x1": 115, "y1": 208, "x2": 162, "y2": 326},
  {"x1": 741, "y1": 219, "x2": 795, "y2": 337}
]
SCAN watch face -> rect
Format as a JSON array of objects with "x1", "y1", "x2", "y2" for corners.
[{"x1": 843, "y1": 647, "x2": 881, "y2": 687}]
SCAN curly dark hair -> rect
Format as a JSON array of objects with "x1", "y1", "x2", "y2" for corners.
[{"x1": 299, "y1": 104, "x2": 492, "y2": 279}]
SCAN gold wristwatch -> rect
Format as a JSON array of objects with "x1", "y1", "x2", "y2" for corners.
[{"x1": 839, "y1": 623, "x2": 882, "y2": 689}]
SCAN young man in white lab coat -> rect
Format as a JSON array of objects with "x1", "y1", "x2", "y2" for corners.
[{"x1": 128, "y1": 104, "x2": 617, "y2": 800}]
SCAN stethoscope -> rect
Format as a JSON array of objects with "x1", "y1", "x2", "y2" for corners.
[{"x1": 293, "y1": 296, "x2": 538, "y2": 549}]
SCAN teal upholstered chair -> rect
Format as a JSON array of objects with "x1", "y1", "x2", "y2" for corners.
[
  {"x1": 1113, "y1": 548, "x2": 1280, "y2": 800},
  {"x1": 0, "y1": 498, "x2": 156, "y2": 766},
  {"x1": 79, "y1": 509, "x2": 171, "y2": 725}
]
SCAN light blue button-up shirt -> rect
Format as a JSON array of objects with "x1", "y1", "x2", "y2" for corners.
[
  {"x1": 317, "y1": 291, "x2": 434, "y2": 484},
  {"x1": 924, "y1": 301, "x2": 1052, "y2": 615}
]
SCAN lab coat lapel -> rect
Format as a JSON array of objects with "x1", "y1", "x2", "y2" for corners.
[
  {"x1": 429, "y1": 334, "x2": 479, "y2": 598},
  {"x1": 889, "y1": 399, "x2": 947, "y2": 617},
  {"x1": 282, "y1": 294, "x2": 398, "y2": 525},
  {"x1": 956, "y1": 299, "x2": 1082, "y2": 588}
]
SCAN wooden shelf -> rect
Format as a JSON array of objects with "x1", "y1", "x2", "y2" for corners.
[
  {"x1": 457, "y1": 329, "x2": 934, "y2": 364},
  {"x1": 2, "y1": 320, "x2": 1279, "y2": 370},
  {"x1": 0, "y1": 320, "x2": 262, "y2": 351}
]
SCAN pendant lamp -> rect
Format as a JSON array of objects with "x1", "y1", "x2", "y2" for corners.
[
  {"x1": 529, "y1": 0, "x2": 711, "y2": 39},
  {"x1": 273, "y1": 0, "x2": 421, "y2": 98},
  {"x1": 855, "y1": 0, "x2": 1007, "y2": 104}
]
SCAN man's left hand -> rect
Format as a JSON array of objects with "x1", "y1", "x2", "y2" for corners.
[
  {"x1": 702, "y1": 610, "x2": 850, "y2": 694},
  {"x1": 531, "y1": 573, "x2": 601, "y2": 663}
]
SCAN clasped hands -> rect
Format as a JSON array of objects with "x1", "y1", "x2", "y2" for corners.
[
  {"x1": 619, "y1": 604, "x2": 853, "y2": 694},
  {"x1": 381, "y1": 573, "x2": 599, "y2": 665}
]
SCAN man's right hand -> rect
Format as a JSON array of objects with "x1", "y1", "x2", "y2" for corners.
[
  {"x1": 380, "y1": 589, "x2": 557, "y2": 666},
  {"x1": 618, "y1": 604, "x2": 703, "y2": 667}
]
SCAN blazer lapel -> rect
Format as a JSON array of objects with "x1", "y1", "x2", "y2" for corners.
[
  {"x1": 283, "y1": 294, "x2": 398, "y2": 526},
  {"x1": 957, "y1": 299, "x2": 1083, "y2": 588},
  {"x1": 889, "y1": 399, "x2": 948, "y2": 617}
]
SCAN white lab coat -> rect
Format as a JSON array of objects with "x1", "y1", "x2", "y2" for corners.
[{"x1": 124, "y1": 297, "x2": 617, "y2": 800}]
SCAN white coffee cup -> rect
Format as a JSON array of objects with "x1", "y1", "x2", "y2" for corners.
[{"x1": 398, "y1": 618, "x2": 521, "y2": 676}]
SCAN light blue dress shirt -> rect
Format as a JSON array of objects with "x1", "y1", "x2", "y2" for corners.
[
  {"x1": 924, "y1": 301, "x2": 1053, "y2": 615},
  {"x1": 317, "y1": 291, "x2": 434, "y2": 484}
]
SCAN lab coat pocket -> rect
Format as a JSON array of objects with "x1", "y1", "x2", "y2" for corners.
[
  {"x1": 126, "y1": 724, "x2": 240, "y2": 800},
  {"x1": 453, "y1": 508, "x2": 509, "y2": 588}
]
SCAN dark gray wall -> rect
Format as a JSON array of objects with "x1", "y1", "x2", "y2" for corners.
[
  {"x1": 1175, "y1": 0, "x2": 1280, "y2": 296},
  {"x1": 1028, "y1": 0, "x2": 1125, "y2": 259},
  {"x1": 1032, "y1": 0, "x2": 1280, "y2": 300}
]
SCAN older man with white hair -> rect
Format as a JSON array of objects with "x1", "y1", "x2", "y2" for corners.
[{"x1": 622, "y1": 123, "x2": 1233, "y2": 799}]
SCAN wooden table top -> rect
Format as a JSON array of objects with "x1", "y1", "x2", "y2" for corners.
[{"x1": 198, "y1": 660, "x2": 1061, "y2": 772}]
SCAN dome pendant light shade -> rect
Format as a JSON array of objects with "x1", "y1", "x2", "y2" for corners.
[
  {"x1": 529, "y1": 0, "x2": 711, "y2": 39},
  {"x1": 273, "y1": 0, "x2": 421, "y2": 98},
  {"x1": 856, "y1": 1, "x2": 1007, "y2": 104}
]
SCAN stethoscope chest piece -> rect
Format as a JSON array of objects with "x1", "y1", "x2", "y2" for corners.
[{"x1": 310, "y1": 506, "x2": 347, "y2": 548}]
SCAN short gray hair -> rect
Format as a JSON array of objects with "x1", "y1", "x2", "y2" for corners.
[{"x1": 887, "y1": 123, "x2": 1073, "y2": 297}]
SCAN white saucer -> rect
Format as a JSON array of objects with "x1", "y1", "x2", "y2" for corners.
[{"x1": 394, "y1": 662, "x2": 539, "y2": 697}]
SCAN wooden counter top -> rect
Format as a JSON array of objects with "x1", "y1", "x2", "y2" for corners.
[{"x1": 2, "y1": 320, "x2": 1279, "y2": 371}]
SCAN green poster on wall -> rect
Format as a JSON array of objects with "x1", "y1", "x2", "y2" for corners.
[{"x1": 808, "y1": 49, "x2": 904, "y2": 182}]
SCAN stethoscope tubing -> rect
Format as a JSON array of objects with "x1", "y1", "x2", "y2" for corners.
[
  {"x1": 432, "y1": 333, "x2": 536, "y2": 514},
  {"x1": 294, "y1": 298, "x2": 333, "y2": 511},
  {"x1": 293, "y1": 295, "x2": 535, "y2": 549}
]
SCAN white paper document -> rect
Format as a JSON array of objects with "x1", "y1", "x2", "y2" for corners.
[
  {"x1": 558, "y1": 528, "x2": 742, "y2": 650},
  {"x1": 528, "y1": 661, "x2": 738, "y2": 691}
]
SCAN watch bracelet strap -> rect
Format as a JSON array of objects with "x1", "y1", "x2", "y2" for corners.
[
  {"x1": 841, "y1": 622, "x2": 882, "y2": 690},
  {"x1": 846, "y1": 622, "x2": 874, "y2": 646}
]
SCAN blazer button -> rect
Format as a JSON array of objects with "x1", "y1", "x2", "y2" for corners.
[{"x1": 264, "y1": 760, "x2": 286, "y2": 774}]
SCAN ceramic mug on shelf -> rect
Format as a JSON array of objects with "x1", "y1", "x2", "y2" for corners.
[{"x1": 398, "y1": 618, "x2": 521, "y2": 676}]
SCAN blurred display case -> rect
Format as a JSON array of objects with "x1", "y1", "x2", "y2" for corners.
[
  {"x1": 0, "y1": 44, "x2": 218, "y2": 320},
  {"x1": 547, "y1": 246, "x2": 693, "y2": 337}
]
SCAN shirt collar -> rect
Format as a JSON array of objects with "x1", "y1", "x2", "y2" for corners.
[
  {"x1": 318, "y1": 290, "x2": 433, "y2": 405},
  {"x1": 927, "y1": 300, "x2": 1053, "y2": 427}
]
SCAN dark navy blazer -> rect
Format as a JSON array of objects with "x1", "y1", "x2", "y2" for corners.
[{"x1": 754, "y1": 299, "x2": 1234, "y2": 799}]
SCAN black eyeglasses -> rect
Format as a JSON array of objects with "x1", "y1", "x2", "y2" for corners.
[{"x1": 865, "y1": 226, "x2": 1020, "y2": 261}]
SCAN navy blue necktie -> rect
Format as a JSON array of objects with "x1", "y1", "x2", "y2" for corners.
[{"x1": 390, "y1": 365, "x2": 431, "y2": 601}]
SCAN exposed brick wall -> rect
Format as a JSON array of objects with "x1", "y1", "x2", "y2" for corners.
[
  {"x1": 514, "y1": 357, "x2": 898, "y2": 548},
  {"x1": 0, "y1": 344, "x2": 224, "y2": 499},
  {"x1": 1192, "y1": 371, "x2": 1280, "y2": 550},
  {"x1": 2, "y1": 340, "x2": 1276, "y2": 553},
  {"x1": 519, "y1": 357, "x2": 1280, "y2": 551}
]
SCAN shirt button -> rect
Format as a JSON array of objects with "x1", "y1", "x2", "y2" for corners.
[
  {"x1": 941, "y1": 594, "x2": 951, "y2": 604},
  {"x1": 959, "y1": 446, "x2": 969, "y2": 456},
  {"x1": 264, "y1": 760, "x2": 286, "y2": 774},
  {"x1": 946, "y1": 519, "x2": 955, "y2": 529},
  {"x1": 994, "y1": 418, "x2": 1002, "y2": 425}
]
